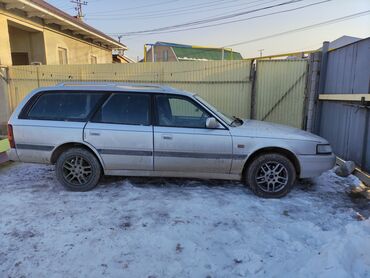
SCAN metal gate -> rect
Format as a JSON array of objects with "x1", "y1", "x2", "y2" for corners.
[{"x1": 255, "y1": 60, "x2": 308, "y2": 128}]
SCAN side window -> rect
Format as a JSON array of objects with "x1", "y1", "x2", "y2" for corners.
[
  {"x1": 58, "y1": 47, "x2": 68, "y2": 64},
  {"x1": 156, "y1": 95, "x2": 210, "y2": 128},
  {"x1": 90, "y1": 55, "x2": 97, "y2": 64},
  {"x1": 27, "y1": 92, "x2": 104, "y2": 121},
  {"x1": 92, "y1": 93, "x2": 150, "y2": 125}
]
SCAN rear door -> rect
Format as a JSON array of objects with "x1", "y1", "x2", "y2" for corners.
[{"x1": 84, "y1": 92, "x2": 153, "y2": 171}]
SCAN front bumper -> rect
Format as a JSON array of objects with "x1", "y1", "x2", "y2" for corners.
[
  {"x1": 297, "y1": 153, "x2": 336, "y2": 178},
  {"x1": 6, "y1": 148, "x2": 20, "y2": 162}
]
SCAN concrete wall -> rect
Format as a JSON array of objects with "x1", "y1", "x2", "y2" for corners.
[
  {"x1": 30, "y1": 32, "x2": 46, "y2": 64},
  {"x1": 0, "y1": 11, "x2": 113, "y2": 66},
  {"x1": 43, "y1": 29, "x2": 112, "y2": 65},
  {"x1": 0, "y1": 15, "x2": 11, "y2": 131},
  {"x1": 0, "y1": 15, "x2": 12, "y2": 65}
]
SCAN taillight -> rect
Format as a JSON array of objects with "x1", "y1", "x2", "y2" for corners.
[{"x1": 7, "y1": 124, "x2": 15, "y2": 148}]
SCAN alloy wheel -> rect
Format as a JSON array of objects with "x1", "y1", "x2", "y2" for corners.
[
  {"x1": 62, "y1": 155, "x2": 93, "y2": 185},
  {"x1": 255, "y1": 161, "x2": 288, "y2": 193}
]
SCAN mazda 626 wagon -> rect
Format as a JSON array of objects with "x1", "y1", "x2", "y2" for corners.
[{"x1": 7, "y1": 83, "x2": 335, "y2": 198}]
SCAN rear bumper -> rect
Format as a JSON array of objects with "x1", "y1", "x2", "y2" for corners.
[
  {"x1": 298, "y1": 153, "x2": 336, "y2": 178},
  {"x1": 6, "y1": 148, "x2": 20, "y2": 162}
]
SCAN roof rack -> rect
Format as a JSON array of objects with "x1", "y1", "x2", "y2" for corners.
[
  {"x1": 56, "y1": 82, "x2": 165, "y2": 88},
  {"x1": 56, "y1": 82, "x2": 116, "y2": 87},
  {"x1": 55, "y1": 82, "x2": 173, "y2": 92}
]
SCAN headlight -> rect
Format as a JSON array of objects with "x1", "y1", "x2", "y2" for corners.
[{"x1": 316, "y1": 144, "x2": 332, "y2": 154}]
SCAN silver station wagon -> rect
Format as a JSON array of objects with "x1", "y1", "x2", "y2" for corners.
[{"x1": 7, "y1": 83, "x2": 335, "y2": 198}]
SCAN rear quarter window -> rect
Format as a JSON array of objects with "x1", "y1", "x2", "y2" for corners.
[{"x1": 26, "y1": 92, "x2": 105, "y2": 121}]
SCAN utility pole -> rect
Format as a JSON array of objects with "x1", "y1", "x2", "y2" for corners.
[
  {"x1": 71, "y1": 0, "x2": 87, "y2": 20},
  {"x1": 258, "y1": 49, "x2": 264, "y2": 57}
]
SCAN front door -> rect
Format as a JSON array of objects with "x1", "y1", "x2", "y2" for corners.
[
  {"x1": 153, "y1": 95, "x2": 232, "y2": 173},
  {"x1": 84, "y1": 92, "x2": 153, "y2": 171}
]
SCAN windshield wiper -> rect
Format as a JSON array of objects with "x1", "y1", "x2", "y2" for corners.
[{"x1": 230, "y1": 116, "x2": 243, "y2": 126}]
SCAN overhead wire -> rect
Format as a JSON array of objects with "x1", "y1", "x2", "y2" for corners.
[
  {"x1": 87, "y1": 0, "x2": 266, "y2": 19},
  {"x1": 114, "y1": 0, "x2": 305, "y2": 36},
  {"x1": 87, "y1": 0, "x2": 227, "y2": 16},
  {"x1": 224, "y1": 10, "x2": 370, "y2": 47},
  {"x1": 89, "y1": 1, "x2": 279, "y2": 21},
  {"x1": 106, "y1": 0, "x2": 330, "y2": 37}
]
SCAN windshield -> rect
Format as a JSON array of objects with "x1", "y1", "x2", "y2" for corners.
[{"x1": 195, "y1": 96, "x2": 241, "y2": 126}]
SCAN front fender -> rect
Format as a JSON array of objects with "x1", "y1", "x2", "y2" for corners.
[{"x1": 230, "y1": 136, "x2": 317, "y2": 175}]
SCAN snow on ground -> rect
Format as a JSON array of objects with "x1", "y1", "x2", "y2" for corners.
[{"x1": 0, "y1": 162, "x2": 369, "y2": 278}]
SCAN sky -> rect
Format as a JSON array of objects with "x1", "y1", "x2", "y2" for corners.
[{"x1": 47, "y1": 0, "x2": 370, "y2": 60}]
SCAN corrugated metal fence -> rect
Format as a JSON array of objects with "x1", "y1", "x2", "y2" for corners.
[
  {"x1": 317, "y1": 38, "x2": 370, "y2": 172},
  {"x1": 6, "y1": 60, "x2": 253, "y2": 120},
  {"x1": 2, "y1": 59, "x2": 309, "y2": 132}
]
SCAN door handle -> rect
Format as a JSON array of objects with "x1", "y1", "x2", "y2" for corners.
[
  {"x1": 162, "y1": 135, "x2": 173, "y2": 140},
  {"x1": 89, "y1": 131, "x2": 101, "y2": 136}
]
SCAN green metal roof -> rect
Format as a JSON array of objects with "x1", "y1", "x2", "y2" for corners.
[{"x1": 172, "y1": 47, "x2": 243, "y2": 61}]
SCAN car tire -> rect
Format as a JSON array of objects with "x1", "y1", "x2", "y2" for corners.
[
  {"x1": 56, "y1": 148, "x2": 101, "y2": 191},
  {"x1": 246, "y1": 153, "x2": 296, "y2": 198}
]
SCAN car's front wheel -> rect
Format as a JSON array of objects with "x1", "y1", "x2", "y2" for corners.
[
  {"x1": 246, "y1": 153, "x2": 296, "y2": 198},
  {"x1": 56, "y1": 148, "x2": 101, "y2": 191}
]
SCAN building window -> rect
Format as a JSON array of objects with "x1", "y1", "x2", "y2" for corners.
[
  {"x1": 163, "y1": 50, "x2": 168, "y2": 61},
  {"x1": 58, "y1": 47, "x2": 68, "y2": 64},
  {"x1": 90, "y1": 55, "x2": 97, "y2": 64}
]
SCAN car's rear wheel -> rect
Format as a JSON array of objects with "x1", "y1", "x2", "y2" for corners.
[
  {"x1": 56, "y1": 148, "x2": 101, "y2": 191},
  {"x1": 246, "y1": 153, "x2": 296, "y2": 198}
]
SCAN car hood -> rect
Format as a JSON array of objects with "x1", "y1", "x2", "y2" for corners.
[{"x1": 230, "y1": 120, "x2": 328, "y2": 143}]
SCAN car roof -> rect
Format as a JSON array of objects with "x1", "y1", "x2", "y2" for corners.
[{"x1": 34, "y1": 82, "x2": 195, "y2": 97}]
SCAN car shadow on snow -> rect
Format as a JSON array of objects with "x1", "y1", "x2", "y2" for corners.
[
  {"x1": 100, "y1": 175, "x2": 243, "y2": 189},
  {"x1": 1, "y1": 162, "x2": 368, "y2": 218}
]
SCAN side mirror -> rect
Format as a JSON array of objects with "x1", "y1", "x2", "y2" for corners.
[{"x1": 206, "y1": 117, "x2": 220, "y2": 129}]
